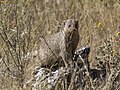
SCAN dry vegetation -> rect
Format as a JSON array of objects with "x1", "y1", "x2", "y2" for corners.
[{"x1": 0, "y1": 0, "x2": 120, "y2": 90}]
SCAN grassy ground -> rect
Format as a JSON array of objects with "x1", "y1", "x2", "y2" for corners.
[{"x1": 0, "y1": 0, "x2": 120, "y2": 90}]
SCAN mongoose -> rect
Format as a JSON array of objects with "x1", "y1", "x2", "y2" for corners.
[{"x1": 35, "y1": 19, "x2": 79, "y2": 68}]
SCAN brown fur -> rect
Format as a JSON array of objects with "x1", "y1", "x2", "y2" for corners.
[{"x1": 35, "y1": 19, "x2": 79, "y2": 67}]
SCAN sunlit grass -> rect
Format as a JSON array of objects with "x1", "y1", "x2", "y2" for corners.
[{"x1": 0, "y1": 0, "x2": 120, "y2": 90}]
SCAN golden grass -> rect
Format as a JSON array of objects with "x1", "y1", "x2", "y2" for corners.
[{"x1": 0, "y1": 0, "x2": 120, "y2": 90}]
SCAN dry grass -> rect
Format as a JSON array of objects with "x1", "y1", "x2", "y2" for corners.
[{"x1": 0, "y1": 0, "x2": 120, "y2": 90}]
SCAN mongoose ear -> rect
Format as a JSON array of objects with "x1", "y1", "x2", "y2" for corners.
[
  {"x1": 63, "y1": 20, "x2": 66, "y2": 26},
  {"x1": 75, "y1": 20, "x2": 79, "y2": 29},
  {"x1": 61, "y1": 20, "x2": 66, "y2": 30}
]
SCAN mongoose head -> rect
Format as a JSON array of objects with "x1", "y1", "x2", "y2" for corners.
[{"x1": 63, "y1": 19, "x2": 78, "y2": 33}]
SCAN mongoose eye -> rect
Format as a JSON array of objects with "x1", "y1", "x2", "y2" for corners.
[{"x1": 68, "y1": 24, "x2": 71, "y2": 28}]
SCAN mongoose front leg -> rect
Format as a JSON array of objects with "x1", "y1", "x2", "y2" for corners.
[{"x1": 60, "y1": 50, "x2": 68, "y2": 68}]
